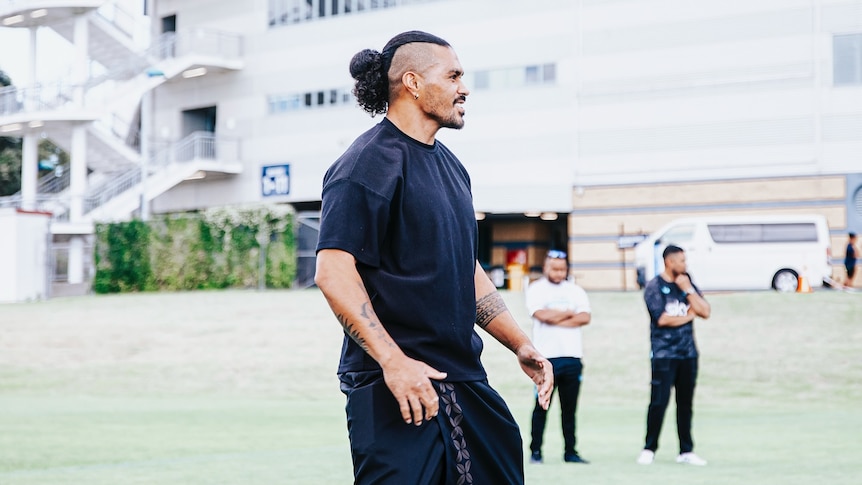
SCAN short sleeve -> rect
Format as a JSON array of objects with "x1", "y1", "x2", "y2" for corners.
[
  {"x1": 316, "y1": 179, "x2": 391, "y2": 268},
  {"x1": 525, "y1": 281, "x2": 542, "y2": 317},
  {"x1": 644, "y1": 282, "x2": 666, "y2": 322},
  {"x1": 573, "y1": 286, "x2": 591, "y2": 314}
]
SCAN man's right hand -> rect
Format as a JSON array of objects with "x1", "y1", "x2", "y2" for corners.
[{"x1": 381, "y1": 355, "x2": 448, "y2": 426}]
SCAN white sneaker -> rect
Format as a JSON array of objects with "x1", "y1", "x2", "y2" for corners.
[
  {"x1": 636, "y1": 449, "x2": 655, "y2": 465},
  {"x1": 676, "y1": 452, "x2": 707, "y2": 466}
]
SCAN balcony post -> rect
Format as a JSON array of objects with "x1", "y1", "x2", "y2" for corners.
[
  {"x1": 72, "y1": 14, "x2": 89, "y2": 106},
  {"x1": 20, "y1": 135, "x2": 38, "y2": 211}
]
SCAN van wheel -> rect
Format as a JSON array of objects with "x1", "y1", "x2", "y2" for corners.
[{"x1": 772, "y1": 269, "x2": 798, "y2": 293}]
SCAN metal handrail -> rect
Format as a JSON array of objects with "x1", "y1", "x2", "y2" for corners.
[
  {"x1": 83, "y1": 168, "x2": 141, "y2": 213},
  {"x1": 38, "y1": 169, "x2": 70, "y2": 194},
  {"x1": 96, "y1": 0, "x2": 136, "y2": 40},
  {"x1": 151, "y1": 131, "x2": 240, "y2": 166},
  {"x1": 9, "y1": 169, "x2": 70, "y2": 197},
  {"x1": 0, "y1": 193, "x2": 68, "y2": 214},
  {"x1": 84, "y1": 133, "x2": 239, "y2": 214},
  {"x1": 0, "y1": 82, "x2": 79, "y2": 116},
  {"x1": 0, "y1": 133, "x2": 240, "y2": 219},
  {"x1": 84, "y1": 28, "x2": 243, "y2": 88},
  {"x1": 1, "y1": 28, "x2": 243, "y2": 118}
]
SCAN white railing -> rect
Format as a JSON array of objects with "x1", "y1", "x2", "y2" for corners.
[
  {"x1": 83, "y1": 167, "x2": 140, "y2": 213},
  {"x1": 0, "y1": 133, "x2": 239, "y2": 220},
  {"x1": 152, "y1": 131, "x2": 240, "y2": 166},
  {"x1": 83, "y1": 132, "x2": 239, "y2": 214},
  {"x1": 0, "y1": 83, "x2": 78, "y2": 116},
  {"x1": 91, "y1": 28, "x2": 244, "y2": 83},
  {"x1": 162, "y1": 29, "x2": 244, "y2": 61},
  {"x1": 96, "y1": 0, "x2": 137, "y2": 40},
  {"x1": 8, "y1": 169, "x2": 70, "y2": 197},
  {"x1": 2, "y1": 27, "x2": 243, "y2": 117},
  {"x1": 37, "y1": 169, "x2": 70, "y2": 194},
  {"x1": 93, "y1": 113, "x2": 139, "y2": 147},
  {"x1": 0, "y1": 193, "x2": 68, "y2": 214}
]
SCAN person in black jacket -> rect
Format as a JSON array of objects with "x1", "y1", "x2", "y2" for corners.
[{"x1": 637, "y1": 245, "x2": 711, "y2": 466}]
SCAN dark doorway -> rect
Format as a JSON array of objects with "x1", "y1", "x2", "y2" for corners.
[
  {"x1": 182, "y1": 106, "x2": 216, "y2": 138},
  {"x1": 161, "y1": 14, "x2": 176, "y2": 33}
]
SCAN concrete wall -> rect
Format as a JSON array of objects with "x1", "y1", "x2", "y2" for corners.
[
  {"x1": 0, "y1": 209, "x2": 51, "y2": 303},
  {"x1": 149, "y1": 0, "x2": 578, "y2": 214}
]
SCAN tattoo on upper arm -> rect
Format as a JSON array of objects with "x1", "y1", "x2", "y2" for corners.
[{"x1": 476, "y1": 292, "x2": 507, "y2": 328}]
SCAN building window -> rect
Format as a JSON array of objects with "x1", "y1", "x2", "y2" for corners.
[
  {"x1": 471, "y1": 63, "x2": 558, "y2": 90},
  {"x1": 268, "y1": 87, "x2": 354, "y2": 114},
  {"x1": 707, "y1": 223, "x2": 818, "y2": 243},
  {"x1": 269, "y1": 0, "x2": 442, "y2": 28},
  {"x1": 854, "y1": 186, "x2": 862, "y2": 217},
  {"x1": 834, "y1": 33, "x2": 862, "y2": 85}
]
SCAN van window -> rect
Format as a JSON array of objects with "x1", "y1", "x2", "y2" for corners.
[
  {"x1": 707, "y1": 223, "x2": 818, "y2": 243},
  {"x1": 659, "y1": 224, "x2": 695, "y2": 245}
]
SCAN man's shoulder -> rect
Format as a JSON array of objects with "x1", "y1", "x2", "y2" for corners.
[
  {"x1": 643, "y1": 276, "x2": 667, "y2": 298},
  {"x1": 644, "y1": 276, "x2": 661, "y2": 290},
  {"x1": 526, "y1": 277, "x2": 548, "y2": 292},
  {"x1": 324, "y1": 123, "x2": 407, "y2": 188}
]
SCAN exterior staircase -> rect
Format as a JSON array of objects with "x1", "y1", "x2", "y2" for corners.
[{"x1": 0, "y1": 0, "x2": 244, "y2": 231}]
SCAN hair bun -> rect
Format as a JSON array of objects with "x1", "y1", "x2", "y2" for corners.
[{"x1": 349, "y1": 49, "x2": 382, "y2": 79}]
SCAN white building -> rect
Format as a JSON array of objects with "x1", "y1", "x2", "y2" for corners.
[{"x1": 1, "y1": 0, "x2": 861, "y2": 295}]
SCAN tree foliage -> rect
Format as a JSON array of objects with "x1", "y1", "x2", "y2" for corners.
[
  {"x1": 0, "y1": 68, "x2": 20, "y2": 195},
  {"x1": 0, "y1": 65, "x2": 69, "y2": 196}
]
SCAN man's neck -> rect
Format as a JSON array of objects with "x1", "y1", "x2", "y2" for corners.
[{"x1": 386, "y1": 105, "x2": 440, "y2": 145}]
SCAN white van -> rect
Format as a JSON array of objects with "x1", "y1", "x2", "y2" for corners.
[{"x1": 634, "y1": 215, "x2": 832, "y2": 292}]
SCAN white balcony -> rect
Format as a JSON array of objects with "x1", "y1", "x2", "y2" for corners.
[{"x1": 0, "y1": 0, "x2": 103, "y2": 28}]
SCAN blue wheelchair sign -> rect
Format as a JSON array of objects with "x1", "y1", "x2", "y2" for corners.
[{"x1": 261, "y1": 164, "x2": 290, "y2": 197}]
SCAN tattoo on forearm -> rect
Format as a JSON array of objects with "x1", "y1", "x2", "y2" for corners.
[
  {"x1": 336, "y1": 302, "x2": 394, "y2": 354},
  {"x1": 335, "y1": 312, "x2": 369, "y2": 353},
  {"x1": 476, "y1": 292, "x2": 507, "y2": 328}
]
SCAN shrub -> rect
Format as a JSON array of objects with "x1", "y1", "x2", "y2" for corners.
[{"x1": 93, "y1": 204, "x2": 296, "y2": 293}]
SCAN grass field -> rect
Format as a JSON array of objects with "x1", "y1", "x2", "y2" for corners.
[{"x1": 1, "y1": 288, "x2": 861, "y2": 484}]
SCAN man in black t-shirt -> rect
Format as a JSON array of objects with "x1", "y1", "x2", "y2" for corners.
[
  {"x1": 315, "y1": 31, "x2": 553, "y2": 485},
  {"x1": 637, "y1": 245, "x2": 711, "y2": 467}
]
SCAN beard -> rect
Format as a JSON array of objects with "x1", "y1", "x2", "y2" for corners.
[
  {"x1": 431, "y1": 110, "x2": 465, "y2": 130},
  {"x1": 427, "y1": 98, "x2": 466, "y2": 129}
]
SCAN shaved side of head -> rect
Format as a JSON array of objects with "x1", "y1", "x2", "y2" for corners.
[{"x1": 387, "y1": 43, "x2": 443, "y2": 99}]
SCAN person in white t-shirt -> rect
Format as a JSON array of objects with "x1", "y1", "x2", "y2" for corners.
[{"x1": 525, "y1": 249, "x2": 591, "y2": 465}]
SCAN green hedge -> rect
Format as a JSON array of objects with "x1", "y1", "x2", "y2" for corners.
[{"x1": 94, "y1": 205, "x2": 296, "y2": 293}]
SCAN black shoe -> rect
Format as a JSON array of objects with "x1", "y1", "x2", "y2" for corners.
[
  {"x1": 529, "y1": 451, "x2": 543, "y2": 464},
  {"x1": 564, "y1": 453, "x2": 590, "y2": 464}
]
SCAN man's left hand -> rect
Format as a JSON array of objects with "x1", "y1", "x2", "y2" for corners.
[{"x1": 516, "y1": 344, "x2": 554, "y2": 410}]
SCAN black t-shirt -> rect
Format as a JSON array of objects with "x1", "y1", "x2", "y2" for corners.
[
  {"x1": 317, "y1": 118, "x2": 486, "y2": 381},
  {"x1": 643, "y1": 275, "x2": 700, "y2": 359},
  {"x1": 846, "y1": 243, "x2": 857, "y2": 266}
]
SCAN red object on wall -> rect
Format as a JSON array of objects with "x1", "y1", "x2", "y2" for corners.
[{"x1": 507, "y1": 249, "x2": 527, "y2": 265}]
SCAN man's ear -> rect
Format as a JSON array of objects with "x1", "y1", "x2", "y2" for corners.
[{"x1": 402, "y1": 71, "x2": 421, "y2": 94}]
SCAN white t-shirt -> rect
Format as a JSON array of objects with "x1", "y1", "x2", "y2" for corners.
[{"x1": 525, "y1": 277, "x2": 591, "y2": 359}]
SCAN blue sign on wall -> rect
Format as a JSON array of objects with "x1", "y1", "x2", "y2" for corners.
[{"x1": 261, "y1": 164, "x2": 290, "y2": 197}]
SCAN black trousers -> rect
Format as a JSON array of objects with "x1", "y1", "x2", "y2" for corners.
[
  {"x1": 644, "y1": 357, "x2": 698, "y2": 454},
  {"x1": 530, "y1": 357, "x2": 583, "y2": 456},
  {"x1": 339, "y1": 370, "x2": 524, "y2": 485}
]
